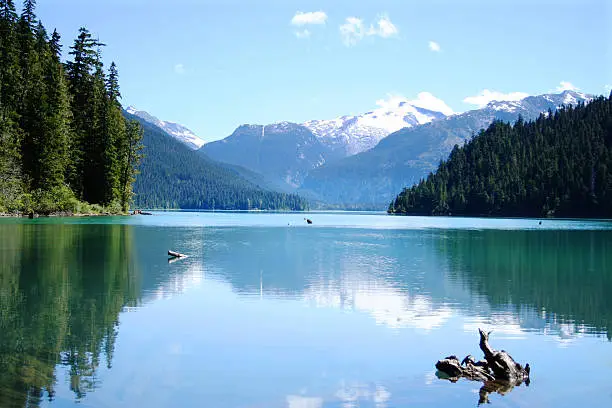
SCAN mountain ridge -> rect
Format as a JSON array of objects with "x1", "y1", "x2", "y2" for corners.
[
  {"x1": 126, "y1": 106, "x2": 205, "y2": 150},
  {"x1": 299, "y1": 90, "x2": 594, "y2": 208}
]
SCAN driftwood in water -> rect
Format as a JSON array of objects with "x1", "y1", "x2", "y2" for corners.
[
  {"x1": 435, "y1": 329, "x2": 530, "y2": 405},
  {"x1": 478, "y1": 328, "x2": 530, "y2": 381},
  {"x1": 304, "y1": 218, "x2": 313, "y2": 224},
  {"x1": 132, "y1": 210, "x2": 152, "y2": 215},
  {"x1": 168, "y1": 250, "x2": 186, "y2": 258}
]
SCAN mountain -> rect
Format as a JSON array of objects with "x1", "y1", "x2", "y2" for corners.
[
  {"x1": 126, "y1": 113, "x2": 308, "y2": 210},
  {"x1": 299, "y1": 90, "x2": 593, "y2": 208},
  {"x1": 201, "y1": 122, "x2": 341, "y2": 189},
  {"x1": 126, "y1": 106, "x2": 205, "y2": 150},
  {"x1": 389, "y1": 93, "x2": 612, "y2": 218},
  {"x1": 201, "y1": 96, "x2": 451, "y2": 192},
  {"x1": 304, "y1": 94, "x2": 451, "y2": 156}
]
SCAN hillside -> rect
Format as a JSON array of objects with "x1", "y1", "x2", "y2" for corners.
[
  {"x1": 389, "y1": 93, "x2": 612, "y2": 217},
  {"x1": 300, "y1": 90, "x2": 593, "y2": 208},
  {"x1": 201, "y1": 122, "x2": 340, "y2": 190},
  {"x1": 128, "y1": 114, "x2": 308, "y2": 210}
]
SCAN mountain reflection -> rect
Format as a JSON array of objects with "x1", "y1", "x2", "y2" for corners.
[
  {"x1": 205, "y1": 227, "x2": 612, "y2": 340},
  {"x1": 0, "y1": 224, "x2": 139, "y2": 408}
]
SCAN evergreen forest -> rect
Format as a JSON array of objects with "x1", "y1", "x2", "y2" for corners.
[
  {"x1": 389, "y1": 93, "x2": 612, "y2": 218},
  {"x1": 0, "y1": 0, "x2": 143, "y2": 214},
  {"x1": 130, "y1": 115, "x2": 309, "y2": 211}
]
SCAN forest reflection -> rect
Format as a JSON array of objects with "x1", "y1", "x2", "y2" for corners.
[
  {"x1": 439, "y1": 229, "x2": 612, "y2": 340},
  {"x1": 0, "y1": 224, "x2": 139, "y2": 407}
]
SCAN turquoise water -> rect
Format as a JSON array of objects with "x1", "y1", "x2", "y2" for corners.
[{"x1": 1, "y1": 212, "x2": 611, "y2": 407}]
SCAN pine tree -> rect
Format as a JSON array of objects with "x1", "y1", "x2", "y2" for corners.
[
  {"x1": 0, "y1": 0, "x2": 21, "y2": 113},
  {"x1": 49, "y1": 29, "x2": 61, "y2": 59},
  {"x1": 0, "y1": 10, "x2": 143, "y2": 214},
  {"x1": 17, "y1": 3, "x2": 44, "y2": 189},
  {"x1": 103, "y1": 62, "x2": 125, "y2": 204},
  {"x1": 118, "y1": 119, "x2": 143, "y2": 211},
  {"x1": 65, "y1": 27, "x2": 102, "y2": 200},
  {"x1": 38, "y1": 25, "x2": 71, "y2": 193}
]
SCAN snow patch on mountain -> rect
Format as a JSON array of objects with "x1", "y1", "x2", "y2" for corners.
[
  {"x1": 303, "y1": 93, "x2": 452, "y2": 156},
  {"x1": 126, "y1": 106, "x2": 205, "y2": 150}
]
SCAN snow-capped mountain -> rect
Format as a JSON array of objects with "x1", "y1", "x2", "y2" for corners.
[
  {"x1": 303, "y1": 93, "x2": 453, "y2": 156},
  {"x1": 300, "y1": 90, "x2": 594, "y2": 207},
  {"x1": 125, "y1": 106, "x2": 205, "y2": 150},
  {"x1": 484, "y1": 90, "x2": 591, "y2": 116}
]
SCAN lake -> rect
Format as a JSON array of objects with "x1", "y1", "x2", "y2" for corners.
[{"x1": 1, "y1": 211, "x2": 611, "y2": 407}]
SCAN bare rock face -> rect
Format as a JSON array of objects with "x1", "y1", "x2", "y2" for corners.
[{"x1": 435, "y1": 329, "x2": 531, "y2": 405}]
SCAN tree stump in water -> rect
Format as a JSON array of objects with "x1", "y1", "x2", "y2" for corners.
[{"x1": 435, "y1": 329, "x2": 530, "y2": 405}]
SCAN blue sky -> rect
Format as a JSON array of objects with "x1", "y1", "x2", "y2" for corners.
[{"x1": 37, "y1": 0, "x2": 611, "y2": 142}]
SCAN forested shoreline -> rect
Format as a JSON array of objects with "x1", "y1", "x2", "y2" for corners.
[
  {"x1": 0, "y1": 0, "x2": 142, "y2": 215},
  {"x1": 389, "y1": 93, "x2": 612, "y2": 218}
]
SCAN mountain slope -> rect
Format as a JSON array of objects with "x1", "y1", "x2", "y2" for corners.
[
  {"x1": 304, "y1": 94, "x2": 450, "y2": 156},
  {"x1": 300, "y1": 90, "x2": 593, "y2": 208},
  {"x1": 389, "y1": 93, "x2": 612, "y2": 217},
  {"x1": 127, "y1": 113, "x2": 308, "y2": 210},
  {"x1": 126, "y1": 106, "x2": 205, "y2": 150},
  {"x1": 201, "y1": 96, "x2": 451, "y2": 192},
  {"x1": 201, "y1": 122, "x2": 340, "y2": 189}
]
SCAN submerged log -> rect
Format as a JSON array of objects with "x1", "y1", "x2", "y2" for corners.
[
  {"x1": 435, "y1": 355, "x2": 494, "y2": 382},
  {"x1": 478, "y1": 328, "x2": 530, "y2": 382},
  {"x1": 435, "y1": 329, "x2": 530, "y2": 404}
]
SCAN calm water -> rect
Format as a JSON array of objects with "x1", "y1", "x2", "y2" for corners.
[{"x1": 1, "y1": 212, "x2": 611, "y2": 407}]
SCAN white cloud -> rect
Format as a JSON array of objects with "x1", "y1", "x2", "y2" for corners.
[
  {"x1": 556, "y1": 81, "x2": 579, "y2": 92},
  {"x1": 291, "y1": 11, "x2": 327, "y2": 26},
  {"x1": 174, "y1": 63, "x2": 185, "y2": 75},
  {"x1": 409, "y1": 92, "x2": 454, "y2": 115},
  {"x1": 339, "y1": 17, "x2": 365, "y2": 46},
  {"x1": 605, "y1": 84, "x2": 612, "y2": 92},
  {"x1": 375, "y1": 92, "x2": 454, "y2": 116},
  {"x1": 463, "y1": 89, "x2": 529, "y2": 107},
  {"x1": 428, "y1": 41, "x2": 441, "y2": 52},
  {"x1": 367, "y1": 14, "x2": 398, "y2": 38},
  {"x1": 295, "y1": 29, "x2": 311, "y2": 39},
  {"x1": 340, "y1": 15, "x2": 398, "y2": 46}
]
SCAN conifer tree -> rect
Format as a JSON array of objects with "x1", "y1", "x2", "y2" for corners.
[
  {"x1": 65, "y1": 27, "x2": 101, "y2": 199},
  {"x1": 118, "y1": 119, "x2": 143, "y2": 211},
  {"x1": 38, "y1": 25, "x2": 71, "y2": 192}
]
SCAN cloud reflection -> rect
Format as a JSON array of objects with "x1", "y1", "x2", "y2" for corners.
[
  {"x1": 335, "y1": 383, "x2": 391, "y2": 408},
  {"x1": 304, "y1": 274, "x2": 454, "y2": 330},
  {"x1": 286, "y1": 395, "x2": 323, "y2": 408}
]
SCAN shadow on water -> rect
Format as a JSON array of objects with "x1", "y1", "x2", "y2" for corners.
[{"x1": 0, "y1": 224, "x2": 140, "y2": 408}]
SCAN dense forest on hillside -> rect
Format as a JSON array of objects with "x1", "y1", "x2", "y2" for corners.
[
  {"x1": 129, "y1": 115, "x2": 309, "y2": 211},
  {"x1": 0, "y1": 0, "x2": 142, "y2": 214},
  {"x1": 389, "y1": 93, "x2": 612, "y2": 217}
]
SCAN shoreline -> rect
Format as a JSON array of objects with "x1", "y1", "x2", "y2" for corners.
[{"x1": 0, "y1": 212, "x2": 129, "y2": 218}]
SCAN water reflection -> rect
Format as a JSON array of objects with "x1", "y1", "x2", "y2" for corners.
[
  {"x1": 0, "y1": 224, "x2": 139, "y2": 407},
  {"x1": 204, "y1": 228, "x2": 612, "y2": 340},
  {"x1": 1, "y1": 221, "x2": 611, "y2": 407},
  {"x1": 440, "y1": 230, "x2": 612, "y2": 340}
]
